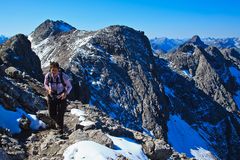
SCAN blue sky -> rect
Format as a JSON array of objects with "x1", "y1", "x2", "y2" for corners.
[{"x1": 1, "y1": 0, "x2": 240, "y2": 38}]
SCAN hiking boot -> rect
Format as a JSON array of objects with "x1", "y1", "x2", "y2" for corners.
[
  {"x1": 51, "y1": 123, "x2": 58, "y2": 130},
  {"x1": 55, "y1": 123, "x2": 61, "y2": 130},
  {"x1": 56, "y1": 134, "x2": 68, "y2": 139},
  {"x1": 52, "y1": 130, "x2": 59, "y2": 135},
  {"x1": 55, "y1": 130, "x2": 68, "y2": 139},
  {"x1": 58, "y1": 129, "x2": 63, "y2": 135}
]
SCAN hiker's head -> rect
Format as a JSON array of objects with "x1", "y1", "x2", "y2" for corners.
[{"x1": 50, "y1": 62, "x2": 59, "y2": 76}]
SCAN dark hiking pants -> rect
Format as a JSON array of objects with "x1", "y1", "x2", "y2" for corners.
[{"x1": 47, "y1": 95, "x2": 67, "y2": 130}]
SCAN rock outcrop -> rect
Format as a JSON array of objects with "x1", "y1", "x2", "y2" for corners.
[
  {"x1": 0, "y1": 34, "x2": 43, "y2": 82},
  {"x1": 0, "y1": 34, "x2": 46, "y2": 112},
  {"x1": 164, "y1": 36, "x2": 240, "y2": 159}
]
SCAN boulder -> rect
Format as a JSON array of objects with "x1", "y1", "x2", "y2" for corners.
[{"x1": 5, "y1": 66, "x2": 23, "y2": 79}]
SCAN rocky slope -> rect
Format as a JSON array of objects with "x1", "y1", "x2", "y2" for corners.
[
  {"x1": 0, "y1": 35, "x2": 47, "y2": 159},
  {"x1": 0, "y1": 30, "x2": 172, "y2": 160},
  {"x1": 167, "y1": 36, "x2": 239, "y2": 112},
  {"x1": 0, "y1": 20, "x2": 172, "y2": 160},
  {"x1": 28, "y1": 103, "x2": 173, "y2": 160},
  {"x1": 29, "y1": 20, "x2": 170, "y2": 141},
  {"x1": 0, "y1": 34, "x2": 46, "y2": 113},
  {"x1": 28, "y1": 20, "x2": 240, "y2": 159},
  {"x1": 0, "y1": 19, "x2": 239, "y2": 160},
  {"x1": 164, "y1": 36, "x2": 240, "y2": 159}
]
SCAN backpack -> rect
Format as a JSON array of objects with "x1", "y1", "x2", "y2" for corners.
[{"x1": 47, "y1": 68, "x2": 66, "y2": 87}]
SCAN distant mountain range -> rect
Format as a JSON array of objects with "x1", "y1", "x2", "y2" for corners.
[
  {"x1": 150, "y1": 37, "x2": 185, "y2": 53},
  {"x1": 150, "y1": 37, "x2": 240, "y2": 53},
  {"x1": 0, "y1": 35, "x2": 8, "y2": 44}
]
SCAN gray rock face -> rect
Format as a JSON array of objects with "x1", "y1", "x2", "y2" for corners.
[
  {"x1": 5, "y1": 66, "x2": 23, "y2": 79},
  {"x1": 168, "y1": 42, "x2": 238, "y2": 112},
  {"x1": 174, "y1": 35, "x2": 208, "y2": 51},
  {"x1": 29, "y1": 21, "x2": 169, "y2": 140},
  {"x1": 29, "y1": 19, "x2": 76, "y2": 45},
  {"x1": 221, "y1": 48, "x2": 240, "y2": 68},
  {"x1": 69, "y1": 129, "x2": 114, "y2": 148},
  {"x1": 0, "y1": 34, "x2": 43, "y2": 82},
  {"x1": 0, "y1": 33, "x2": 47, "y2": 113},
  {"x1": 0, "y1": 69, "x2": 46, "y2": 112},
  {"x1": 164, "y1": 36, "x2": 240, "y2": 159},
  {"x1": 0, "y1": 133, "x2": 26, "y2": 160},
  {"x1": 0, "y1": 149, "x2": 11, "y2": 160},
  {"x1": 186, "y1": 35, "x2": 208, "y2": 48}
]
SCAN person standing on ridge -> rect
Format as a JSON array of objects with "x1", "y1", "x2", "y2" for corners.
[{"x1": 44, "y1": 62, "x2": 72, "y2": 134}]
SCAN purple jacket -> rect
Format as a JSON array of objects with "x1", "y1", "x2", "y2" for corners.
[{"x1": 44, "y1": 72, "x2": 72, "y2": 95}]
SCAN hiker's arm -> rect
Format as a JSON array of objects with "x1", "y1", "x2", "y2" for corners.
[
  {"x1": 44, "y1": 73, "x2": 51, "y2": 93},
  {"x1": 63, "y1": 74, "x2": 72, "y2": 95},
  {"x1": 65, "y1": 79, "x2": 72, "y2": 95}
]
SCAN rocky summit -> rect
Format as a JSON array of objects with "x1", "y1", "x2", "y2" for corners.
[{"x1": 0, "y1": 20, "x2": 239, "y2": 160}]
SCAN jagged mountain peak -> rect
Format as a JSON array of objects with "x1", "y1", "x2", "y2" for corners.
[
  {"x1": 37, "y1": 19, "x2": 75, "y2": 32},
  {"x1": 44, "y1": 19, "x2": 75, "y2": 32},
  {"x1": 186, "y1": 35, "x2": 208, "y2": 48},
  {"x1": 28, "y1": 19, "x2": 76, "y2": 44},
  {"x1": 98, "y1": 25, "x2": 146, "y2": 39},
  {"x1": 175, "y1": 35, "x2": 208, "y2": 55},
  {"x1": 88, "y1": 24, "x2": 153, "y2": 58},
  {"x1": 103, "y1": 25, "x2": 139, "y2": 32},
  {"x1": 189, "y1": 35, "x2": 201, "y2": 43}
]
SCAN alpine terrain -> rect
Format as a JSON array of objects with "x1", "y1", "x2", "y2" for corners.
[{"x1": 0, "y1": 19, "x2": 239, "y2": 160}]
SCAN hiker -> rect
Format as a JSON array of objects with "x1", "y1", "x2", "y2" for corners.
[{"x1": 44, "y1": 62, "x2": 72, "y2": 134}]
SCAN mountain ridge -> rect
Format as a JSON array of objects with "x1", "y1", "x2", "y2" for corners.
[
  {"x1": 28, "y1": 20, "x2": 240, "y2": 159},
  {"x1": 0, "y1": 35, "x2": 8, "y2": 44},
  {"x1": 0, "y1": 19, "x2": 239, "y2": 160},
  {"x1": 150, "y1": 36, "x2": 240, "y2": 54}
]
